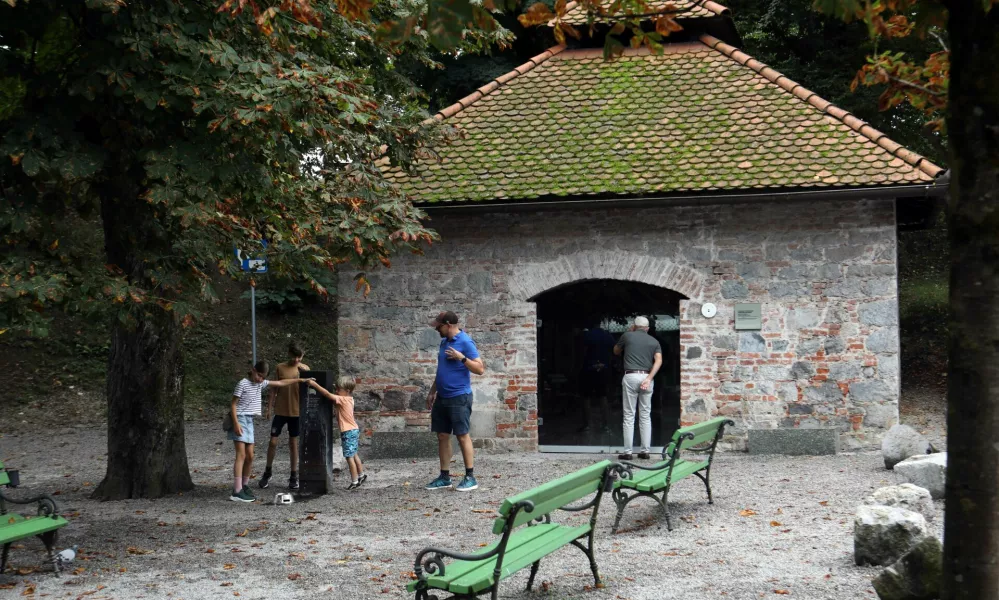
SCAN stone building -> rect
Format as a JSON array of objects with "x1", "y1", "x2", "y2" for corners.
[{"x1": 339, "y1": 1, "x2": 947, "y2": 452}]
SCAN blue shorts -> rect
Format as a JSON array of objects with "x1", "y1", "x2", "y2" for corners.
[
  {"x1": 431, "y1": 393, "x2": 473, "y2": 436},
  {"x1": 340, "y1": 429, "x2": 360, "y2": 458},
  {"x1": 227, "y1": 415, "x2": 255, "y2": 443}
]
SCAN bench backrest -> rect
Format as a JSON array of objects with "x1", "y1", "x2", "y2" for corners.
[
  {"x1": 492, "y1": 460, "x2": 612, "y2": 534},
  {"x1": 663, "y1": 416, "x2": 732, "y2": 457},
  {"x1": 0, "y1": 460, "x2": 8, "y2": 487}
]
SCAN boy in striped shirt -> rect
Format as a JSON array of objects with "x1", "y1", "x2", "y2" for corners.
[{"x1": 229, "y1": 361, "x2": 310, "y2": 503}]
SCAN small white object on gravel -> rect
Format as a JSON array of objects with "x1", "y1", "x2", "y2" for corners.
[
  {"x1": 882, "y1": 424, "x2": 931, "y2": 469},
  {"x1": 894, "y1": 452, "x2": 947, "y2": 499},
  {"x1": 854, "y1": 505, "x2": 929, "y2": 566},
  {"x1": 865, "y1": 484, "x2": 935, "y2": 522}
]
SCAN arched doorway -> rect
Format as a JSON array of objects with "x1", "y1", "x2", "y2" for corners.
[{"x1": 532, "y1": 279, "x2": 686, "y2": 452}]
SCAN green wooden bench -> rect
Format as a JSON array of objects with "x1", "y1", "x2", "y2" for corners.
[
  {"x1": 0, "y1": 460, "x2": 69, "y2": 575},
  {"x1": 611, "y1": 416, "x2": 734, "y2": 533},
  {"x1": 407, "y1": 460, "x2": 625, "y2": 600}
]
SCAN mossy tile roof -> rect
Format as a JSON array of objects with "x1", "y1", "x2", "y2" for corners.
[
  {"x1": 382, "y1": 37, "x2": 943, "y2": 204},
  {"x1": 560, "y1": 0, "x2": 728, "y2": 25}
]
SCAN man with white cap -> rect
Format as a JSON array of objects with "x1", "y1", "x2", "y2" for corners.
[{"x1": 613, "y1": 316, "x2": 663, "y2": 460}]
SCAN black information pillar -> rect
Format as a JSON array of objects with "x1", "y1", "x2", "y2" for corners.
[{"x1": 297, "y1": 370, "x2": 336, "y2": 495}]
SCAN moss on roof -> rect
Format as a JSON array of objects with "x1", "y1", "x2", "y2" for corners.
[{"x1": 383, "y1": 41, "x2": 940, "y2": 204}]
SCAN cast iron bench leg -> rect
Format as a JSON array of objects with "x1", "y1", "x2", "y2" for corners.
[
  {"x1": 526, "y1": 560, "x2": 541, "y2": 591},
  {"x1": 569, "y1": 538, "x2": 601, "y2": 586},
  {"x1": 40, "y1": 531, "x2": 59, "y2": 576},
  {"x1": 1, "y1": 542, "x2": 10, "y2": 574},
  {"x1": 693, "y1": 470, "x2": 712, "y2": 504}
]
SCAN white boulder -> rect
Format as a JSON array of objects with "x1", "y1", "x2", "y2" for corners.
[
  {"x1": 882, "y1": 424, "x2": 931, "y2": 469},
  {"x1": 865, "y1": 484, "x2": 936, "y2": 522},
  {"x1": 854, "y1": 505, "x2": 929, "y2": 566},
  {"x1": 894, "y1": 453, "x2": 947, "y2": 499}
]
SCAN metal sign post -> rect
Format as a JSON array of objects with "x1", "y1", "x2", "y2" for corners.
[{"x1": 235, "y1": 241, "x2": 268, "y2": 365}]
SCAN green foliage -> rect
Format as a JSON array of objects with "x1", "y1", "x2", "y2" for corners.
[
  {"x1": 725, "y1": 0, "x2": 947, "y2": 165},
  {"x1": 0, "y1": 0, "x2": 479, "y2": 337},
  {"x1": 241, "y1": 273, "x2": 337, "y2": 313}
]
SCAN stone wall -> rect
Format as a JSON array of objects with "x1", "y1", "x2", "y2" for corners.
[{"x1": 338, "y1": 198, "x2": 900, "y2": 450}]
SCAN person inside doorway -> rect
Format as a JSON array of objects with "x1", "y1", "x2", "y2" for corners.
[
  {"x1": 613, "y1": 316, "x2": 663, "y2": 460},
  {"x1": 260, "y1": 342, "x2": 310, "y2": 490},
  {"x1": 579, "y1": 319, "x2": 615, "y2": 437},
  {"x1": 425, "y1": 311, "x2": 485, "y2": 492}
]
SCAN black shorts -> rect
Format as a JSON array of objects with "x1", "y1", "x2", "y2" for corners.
[
  {"x1": 431, "y1": 393, "x2": 473, "y2": 436},
  {"x1": 270, "y1": 415, "x2": 300, "y2": 438}
]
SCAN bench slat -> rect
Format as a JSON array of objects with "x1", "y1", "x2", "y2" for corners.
[
  {"x1": 619, "y1": 460, "x2": 708, "y2": 492},
  {"x1": 0, "y1": 459, "x2": 9, "y2": 487},
  {"x1": 414, "y1": 523, "x2": 591, "y2": 594},
  {"x1": 0, "y1": 514, "x2": 68, "y2": 543},
  {"x1": 675, "y1": 417, "x2": 731, "y2": 449},
  {"x1": 492, "y1": 460, "x2": 610, "y2": 534}
]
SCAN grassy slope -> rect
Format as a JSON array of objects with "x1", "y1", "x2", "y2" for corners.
[{"x1": 0, "y1": 278, "x2": 337, "y2": 430}]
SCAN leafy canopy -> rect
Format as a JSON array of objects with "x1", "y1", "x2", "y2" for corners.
[{"x1": 0, "y1": 0, "x2": 503, "y2": 336}]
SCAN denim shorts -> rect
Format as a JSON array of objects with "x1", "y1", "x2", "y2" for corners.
[
  {"x1": 431, "y1": 393, "x2": 473, "y2": 436},
  {"x1": 340, "y1": 428, "x2": 360, "y2": 458},
  {"x1": 227, "y1": 414, "x2": 255, "y2": 443}
]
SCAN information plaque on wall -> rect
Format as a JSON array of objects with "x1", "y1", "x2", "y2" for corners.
[{"x1": 735, "y1": 303, "x2": 762, "y2": 330}]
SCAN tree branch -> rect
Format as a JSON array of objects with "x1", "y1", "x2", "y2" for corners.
[
  {"x1": 888, "y1": 75, "x2": 946, "y2": 98},
  {"x1": 929, "y1": 29, "x2": 949, "y2": 52}
]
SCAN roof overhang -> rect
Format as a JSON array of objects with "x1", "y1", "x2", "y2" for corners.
[{"x1": 417, "y1": 182, "x2": 948, "y2": 214}]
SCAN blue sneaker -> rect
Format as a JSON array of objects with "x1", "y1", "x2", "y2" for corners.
[
  {"x1": 456, "y1": 475, "x2": 478, "y2": 492},
  {"x1": 425, "y1": 475, "x2": 453, "y2": 491}
]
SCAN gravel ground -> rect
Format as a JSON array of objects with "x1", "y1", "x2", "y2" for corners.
[{"x1": 0, "y1": 423, "x2": 944, "y2": 600}]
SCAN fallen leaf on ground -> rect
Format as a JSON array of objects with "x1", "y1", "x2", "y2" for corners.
[
  {"x1": 236, "y1": 529, "x2": 249, "y2": 537},
  {"x1": 819, "y1": 501, "x2": 829, "y2": 506},
  {"x1": 223, "y1": 563, "x2": 236, "y2": 570},
  {"x1": 127, "y1": 546, "x2": 153, "y2": 555},
  {"x1": 16, "y1": 566, "x2": 38, "y2": 575},
  {"x1": 221, "y1": 582, "x2": 233, "y2": 587},
  {"x1": 21, "y1": 585, "x2": 35, "y2": 596},
  {"x1": 288, "y1": 573, "x2": 301, "y2": 580},
  {"x1": 739, "y1": 509, "x2": 757, "y2": 517},
  {"x1": 770, "y1": 521, "x2": 782, "y2": 527},
  {"x1": 471, "y1": 509, "x2": 493, "y2": 514},
  {"x1": 775, "y1": 590, "x2": 790, "y2": 595}
]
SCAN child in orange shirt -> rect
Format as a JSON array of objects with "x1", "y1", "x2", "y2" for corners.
[{"x1": 308, "y1": 377, "x2": 367, "y2": 490}]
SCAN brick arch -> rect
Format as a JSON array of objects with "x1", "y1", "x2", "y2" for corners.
[{"x1": 508, "y1": 250, "x2": 705, "y2": 301}]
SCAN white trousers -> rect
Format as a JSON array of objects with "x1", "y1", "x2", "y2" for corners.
[{"x1": 622, "y1": 372, "x2": 653, "y2": 452}]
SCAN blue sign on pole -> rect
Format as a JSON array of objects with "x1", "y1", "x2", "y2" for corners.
[
  {"x1": 235, "y1": 240, "x2": 268, "y2": 364},
  {"x1": 234, "y1": 240, "x2": 268, "y2": 273}
]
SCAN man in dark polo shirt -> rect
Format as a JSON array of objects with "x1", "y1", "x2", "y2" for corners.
[
  {"x1": 425, "y1": 311, "x2": 485, "y2": 492},
  {"x1": 613, "y1": 316, "x2": 663, "y2": 460}
]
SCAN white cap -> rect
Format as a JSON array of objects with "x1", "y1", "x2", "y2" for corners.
[{"x1": 634, "y1": 316, "x2": 650, "y2": 328}]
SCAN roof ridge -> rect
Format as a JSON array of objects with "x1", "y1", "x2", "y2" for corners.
[
  {"x1": 699, "y1": 34, "x2": 943, "y2": 179},
  {"x1": 428, "y1": 45, "x2": 567, "y2": 123}
]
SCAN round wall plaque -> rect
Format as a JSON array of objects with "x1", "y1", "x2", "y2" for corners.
[{"x1": 701, "y1": 303, "x2": 717, "y2": 318}]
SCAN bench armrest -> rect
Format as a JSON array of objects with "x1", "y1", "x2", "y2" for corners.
[
  {"x1": 0, "y1": 488, "x2": 60, "y2": 517},
  {"x1": 413, "y1": 499, "x2": 535, "y2": 584}
]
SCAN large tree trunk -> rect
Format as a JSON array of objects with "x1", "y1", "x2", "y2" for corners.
[
  {"x1": 943, "y1": 3, "x2": 999, "y2": 598},
  {"x1": 92, "y1": 309, "x2": 194, "y2": 499},
  {"x1": 92, "y1": 175, "x2": 194, "y2": 500}
]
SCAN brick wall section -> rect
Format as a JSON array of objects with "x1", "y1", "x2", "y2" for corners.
[{"x1": 339, "y1": 198, "x2": 900, "y2": 451}]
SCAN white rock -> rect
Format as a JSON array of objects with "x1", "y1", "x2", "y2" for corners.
[
  {"x1": 865, "y1": 484, "x2": 935, "y2": 522},
  {"x1": 894, "y1": 453, "x2": 947, "y2": 499},
  {"x1": 882, "y1": 424, "x2": 931, "y2": 469},
  {"x1": 854, "y1": 505, "x2": 929, "y2": 566}
]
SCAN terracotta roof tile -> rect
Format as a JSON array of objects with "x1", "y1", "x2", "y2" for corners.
[
  {"x1": 559, "y1": 0, "x2": 728, "y2": 25},
  {"x1": 383, "y1": 39, "x2": 943, "y2": 203}
]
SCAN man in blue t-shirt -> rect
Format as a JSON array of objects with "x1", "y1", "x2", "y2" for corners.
[{"x1": 425, "y1": 311, "x2": 485, "y2": 492}]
